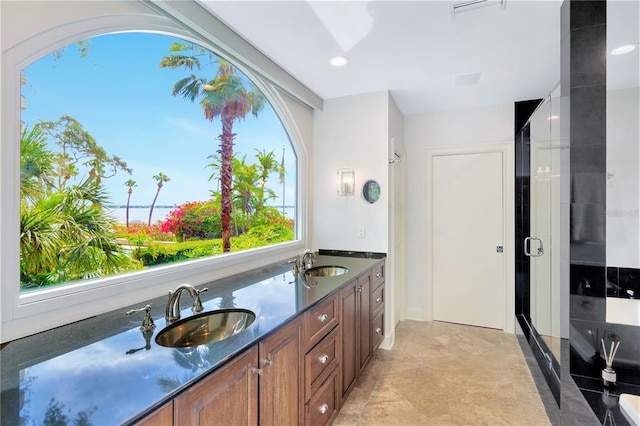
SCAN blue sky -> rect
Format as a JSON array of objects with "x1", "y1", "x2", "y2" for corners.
[{"x1": 21, "y1": 32, "x2": 296, "y2": 218}]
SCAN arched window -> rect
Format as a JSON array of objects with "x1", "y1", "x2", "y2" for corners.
[
  {"x1": 1, "y1": 1, "x2": 311, "y2": 341},
  {"x1": 20, "y1": 32, "x2": 297, "y2": 291}
]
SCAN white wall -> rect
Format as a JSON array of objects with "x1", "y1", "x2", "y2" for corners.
[
  {"x1": 312, "y1": 91, "x2": 389, "y2": 252},
  {"x1": 404, "y1": 103, "x2": 514, "y2": 321}
]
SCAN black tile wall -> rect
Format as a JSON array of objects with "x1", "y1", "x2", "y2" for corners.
[
  {"x1": 570, "y1": 86, "x2": 607, "y2": 147},
  {"x1": 565, "y1": 0, "x2": 640, "y2": 419},
  {"x1": 570, "y1": 264, "x2": 606, "y2": 297},
  {"x1": 569, "y1": 0, "x2": 606, "y2": 30},
  {"x1": 570, "y1": 25, "x2": 607, "y2": 88},
  {"x1": 607, "y1": 266, "x2": 640, "y2": 300}
]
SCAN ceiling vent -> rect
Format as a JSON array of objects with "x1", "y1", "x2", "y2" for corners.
[
  {"x1": 450, "y1": 0, "x2": 506, "y2": 19},
  {"x1": 454, "y1": 72, "x2": 481, "y2": 87}
]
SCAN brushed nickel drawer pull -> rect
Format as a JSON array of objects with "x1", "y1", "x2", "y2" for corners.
[
  {"x1": 263, "y1": 359, "x2": 273, "y2": 366},
  {"x1": 376, "y1": 272, "x2": 381, "y2": 277},
  {"x1": 318, "y1": 313, "x2": 328, "y2": 323},
  {"x1": 375, "y1": 297, "x2": 382, "y2": 303},
  {"x1": 319, "y1": 354, "x2": 329, "y2": 364},
  {"x1": 319, "y1": 403, "x2": 329, "y2": 414},
  {"x1": 375, "y1": 327, "x2": 382, "y2": 334}
]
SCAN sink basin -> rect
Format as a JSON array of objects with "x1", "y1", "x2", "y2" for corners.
[
  {"x1": 304, "y1": 265, "x2": 349, "y2": 277},
  {"x1": 155, "y1": 309, "x2": 255, "y2": 348}
]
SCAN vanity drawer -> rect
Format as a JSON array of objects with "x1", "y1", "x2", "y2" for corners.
[
  {"x1": 371, "y1": 284, "x2": 384, "y2": 316},
  {"x1": 372, "y1": 262, "x2": 384, "y2": 288},
  {"x1": 305, "y1": 294, "x2": 338, "y2": 350},
  {"x1": 305, "y1": 367, "x2": 339, "y2": 426},
  {"x1": 372, "y1": 311, "x2": 384, "y2": 352},
  {"x1": 305, "y1": 326, "x2": 339, "y2": 401}
]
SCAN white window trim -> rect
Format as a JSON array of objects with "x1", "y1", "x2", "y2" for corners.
[{"x1": 1, "y1": 1, "x2": 313, "y2": 342}]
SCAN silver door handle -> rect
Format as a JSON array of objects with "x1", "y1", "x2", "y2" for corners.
[{"x1": 524, "y1": 237, "x2": 544, "y2": 257}]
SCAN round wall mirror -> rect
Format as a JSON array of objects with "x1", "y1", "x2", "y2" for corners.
[{"x1": 362, "y1": 180, "x2": 381, "y2": 204}]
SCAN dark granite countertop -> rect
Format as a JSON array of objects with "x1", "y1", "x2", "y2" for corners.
[{"x1": 0, "y1": 254, "x2": 384, "y2": 425}]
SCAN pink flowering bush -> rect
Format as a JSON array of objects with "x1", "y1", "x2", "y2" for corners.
[{"x1": 161, "y1": 200, "x2": 221, "y2": 241}]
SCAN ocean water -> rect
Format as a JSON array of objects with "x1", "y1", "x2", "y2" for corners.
[
  {"x1": 107, "y1": 207, "x2": 174, "y2": 225},
  {"x1": 107, "y1": 206, "x2": 295, "y2": 225}
]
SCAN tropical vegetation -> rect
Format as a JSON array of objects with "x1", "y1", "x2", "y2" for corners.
[
  {"x1": 19, "y1": 37, "x2": 293, "y2": 290},
  {"x1": 159, "y1": 42, "x2": 266, "y2": 252}
]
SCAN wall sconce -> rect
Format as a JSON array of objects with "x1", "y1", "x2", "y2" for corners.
[{"x1": 337, "y1": 168, "x2": 355, "y2": 196}]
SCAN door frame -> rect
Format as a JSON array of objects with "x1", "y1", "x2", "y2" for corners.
[{"x1": 425, "y1": 142, "x2": 515, "y2": 333}]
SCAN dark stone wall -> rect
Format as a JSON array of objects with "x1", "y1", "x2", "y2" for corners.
[{"x1": 564, "y1": 1, "x2": 640, "y2": 423}]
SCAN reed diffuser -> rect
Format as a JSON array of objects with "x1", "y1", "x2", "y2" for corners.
[{"x1": 601, "y1": 338, "x2": 620, "y2": 388}]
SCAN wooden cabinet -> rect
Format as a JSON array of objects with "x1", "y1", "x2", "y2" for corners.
[
  {"x1": 303, "y1": 293, "x2": 340, "y2": 426},
  {"x1": 304, "y1": 367, "x2": 340, "y2": 426},
  {"x1": 134, "y1": 260, "x2": 384, "y2": 426},
  {"x1": 340, "y1": 260, "x2": 385, "y2": 403},
  {"x1": 133, "y1": 402, "x2": 173, "y2": 426},
  {"x1": 357, "y1": 273, "x2": 371, "y2": 373},
  {"x1": 371, "y1": 263, "x2": 385, "y2": 353},
  {"x1": 259, "y1": 318, "x2": 304, "y2": 426},
  {"x1": 340, "y1": 278, "x2": 358, "y2": 398},
  {"x1": 174, "y1": 345, "x2": 259, "y2": 425},
  {"x1": 340, "y1": 270, "x2": 374, "y2": 401},
  {"x1": 304, "y1": 295, "x2": 339, "y2": 351}
]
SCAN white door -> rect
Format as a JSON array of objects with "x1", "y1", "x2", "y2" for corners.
[{"x1": 432, "y1": 151, "x2": 505, "y2": 329}]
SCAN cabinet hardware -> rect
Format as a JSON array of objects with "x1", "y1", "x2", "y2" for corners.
[
  {"x1": 319, "y1": 403, "x2": 329, "y2": 414},
  {"x1": 375, "y1": 327, "x2": 382, "y2": 334},
  {"x1": 251, "y1": 367, "x2": 262, "y2": 375},
  {"x1": 355, "y1": 287, "x2": 363, "y2": 293},
  {"x1": 318, "y1": 354, "x2": 329, "y2": 364},
  {"x1": 318, "y1": 313, "x2": 328, "y2": 323},
  {"x1": 376, "y1": 272, "x2": 381, "y2": 277},
  {"x1": 375, "y1": 297, "x2": 382, "y2": 303},
  {"x1": 263, "y1": 359, "x2": 273, "y2": 366}
]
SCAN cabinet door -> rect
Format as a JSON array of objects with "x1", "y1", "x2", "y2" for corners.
[
  {"x1": 259, "y1": 318, "x2": 303, "y2": 426},
  {"x1": 340, "y1": 279, "x2": 358, "y2": 399},
  {"x1": 357, "y1": 273, "x2": 371, "y2": 373},
  {"x1": 174, "y1": 346, "x2": 259, "y2": 426},
  {"x1": 134, "y1": 402, "x2": 173, "y2": 426}
]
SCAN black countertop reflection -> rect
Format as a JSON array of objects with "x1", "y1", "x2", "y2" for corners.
[{"x1": 1, "y1": 255, "x2": 383, "y2": 425}]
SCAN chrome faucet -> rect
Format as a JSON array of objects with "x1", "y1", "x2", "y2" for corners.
[
  {"x1": 165, "y1": 284, "x2": 208, "y2": 323},
  {"x1": 301, "y1": 249, "x2": 316, "y2": 270},
  {"x1": 290, "y1": 249, "x2": 317, "y2": 275}
]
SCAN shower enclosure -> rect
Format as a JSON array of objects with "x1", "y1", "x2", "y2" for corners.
[{"x1": 515, "y1": 83, "x2": 563, "y2": 404}]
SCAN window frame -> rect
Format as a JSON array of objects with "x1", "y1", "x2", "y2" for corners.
[{"x1": 1, "y1": 1, "x2": 311, "y2": 342}]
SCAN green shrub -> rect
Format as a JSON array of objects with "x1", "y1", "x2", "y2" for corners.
[
  {"x1": 161, "y1": 200, "x2": 221, "y2": 241},
  {"x1": 135, "y1": 239, "x2": 222, "y2": 266}
]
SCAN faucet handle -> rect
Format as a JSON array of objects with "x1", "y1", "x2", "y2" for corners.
[
  {"x1": 193, "y1": 287, "x2": 208, "y2": 312},
  {"x1": 289, "y1": 258, "x2": 300, "y2": 275},
  {"x1": 126, "y1": 304, "x2": 156, "y2": 332}
]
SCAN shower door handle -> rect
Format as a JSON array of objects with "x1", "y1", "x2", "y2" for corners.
[{"x1": 524, "y1": 237, "x2": 544, "y2": 257}]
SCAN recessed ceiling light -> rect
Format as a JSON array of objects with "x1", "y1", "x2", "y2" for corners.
[
  {"x1": 330, "y1": 56, "x2": 349, "y2": 67},
  {"x1": 611, "y1": 45, "x2": 636, "y2": 55}
]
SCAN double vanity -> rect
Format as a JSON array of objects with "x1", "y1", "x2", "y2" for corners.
[{"x1": 0, "y1": 251, "x2": 386, "y2": 425}]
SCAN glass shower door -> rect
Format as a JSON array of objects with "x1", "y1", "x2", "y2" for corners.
[{"x1": 528, "y1": 84, "x2": 562, "y2": 368}]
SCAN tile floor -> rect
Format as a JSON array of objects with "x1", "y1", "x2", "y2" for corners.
[{"x1": 334, "y1": 320, "x2": 551, "y2": 425}]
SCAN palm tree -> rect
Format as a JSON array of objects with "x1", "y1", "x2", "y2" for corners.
[
  {"x1": 124, "y1": 179, "x2": 137, "y2": 228},
  {"x1": 160, "y1": 43, "x2": 265, "y2": 252},
  {"x1": 20, "y1": 124, "x2": 138, "y2": 287},
  {"x1": 254, "y1": 149, "x2": 278, "y2": 211},
  {"x1": 148, "y1": 173, "x2": 170, "y2": 226}
]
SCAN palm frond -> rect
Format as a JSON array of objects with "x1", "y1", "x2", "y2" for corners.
[{"x1": 159, "y1": 55, "x2": 201, "y2": 71}]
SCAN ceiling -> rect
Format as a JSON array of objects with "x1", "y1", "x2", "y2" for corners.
[{"x1": 200, "y1": 0, "x2": 562, "y2": 115}]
